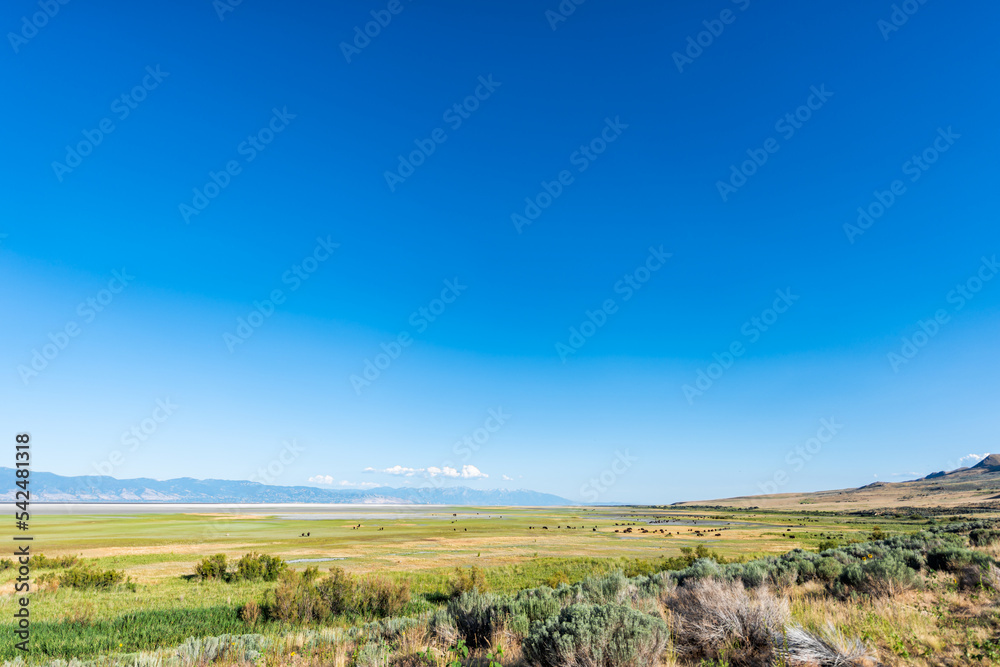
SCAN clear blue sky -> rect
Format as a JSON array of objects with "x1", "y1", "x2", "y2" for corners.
[{"x1": 3, "y1": 0, "x2": 999, "y2": 504}]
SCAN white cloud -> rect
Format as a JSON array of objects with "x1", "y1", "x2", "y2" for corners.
[
  {"x1": 308, "y1": 475, "x2": 335, "y2": 485},
  {"x1": 309, "y1": 475, "x2": 378, "y2": 489},
  {"x1": 502, "y1": 474, "x2": 513, "y2": 481},
  {"x1": 364, "y1": 464, "x2": 488, "y2": 479},
  {"x1": 339, "y1": 480, "x2": 378, "y2": 489},
  {"x1": 381, "y1": 465, "x2": 421, "y2": 476},
  {"x1": 959, "y1": 453, "x2": 989, "y2": 466},
  {"x1": 458, "y1": 465, "x2": 487, "y2": 479}
]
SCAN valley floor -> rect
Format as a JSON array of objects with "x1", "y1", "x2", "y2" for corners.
[{"x1": 2, "y1": 506, "x2": 999, "y2": 665}]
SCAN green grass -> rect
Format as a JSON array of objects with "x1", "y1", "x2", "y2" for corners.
[{"x1": 0, "y1": 506, "x2": 956, "y2": 661}]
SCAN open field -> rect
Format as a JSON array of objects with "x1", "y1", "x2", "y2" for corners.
[{"x1": 3, "y1": 505, "x2": 1000, "y2": 665}]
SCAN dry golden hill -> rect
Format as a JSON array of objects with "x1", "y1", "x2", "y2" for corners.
[{"x1": 676, "y1": 454, "x2": 1000, "y2": 513}]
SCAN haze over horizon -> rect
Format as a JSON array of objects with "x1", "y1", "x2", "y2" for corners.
[{"x1": 4, "y1": 0, "x2": 999, "y2": 505}]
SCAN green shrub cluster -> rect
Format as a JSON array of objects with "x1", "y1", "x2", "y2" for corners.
[
  {"x1": 195, "y1": 552, "x2": 287, "y2": 583},
  {"x1": 449, "y1": 565, "x2": 488, "y2": 598},
  {"x1": 970, "y1": 528, "x2": 1000, "y2": 547},
  {"x1": 262, "y1": 566, "x2": 411, "y2": 623},
  {"x1": 58, "y1": 567, "x2": 129, "y2": 590},
  {"x1": 33, "y1": 553, "x2": 81, "y2": 569},
  {"x1": 522, "y1": 602, "x2": 669, "y2": 667}
]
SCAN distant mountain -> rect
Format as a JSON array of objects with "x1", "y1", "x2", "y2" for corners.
[
  {"x1": 0, "y1": 468, "x2": 574, "y2": 506},
  {"x1": 675, "y1": 453, "x2": 1000, "y2": 512}
]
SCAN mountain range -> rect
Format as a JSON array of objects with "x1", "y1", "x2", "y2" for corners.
[{"x1": 0, "y1": 468, "x2": 574, "y2": 506}]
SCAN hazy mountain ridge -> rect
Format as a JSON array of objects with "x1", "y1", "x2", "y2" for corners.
[{"x1": 0, "y1": 468, "x2": 574, "y2": 506}]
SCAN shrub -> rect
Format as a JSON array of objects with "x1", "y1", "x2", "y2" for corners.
[
  {"x1": 816, "y1": 539, "x2": 839, "y2": 553},
  {"x1": 239, "y1": 600, "x2": 261, "y2": 625},
  {"x1": 666, "y1": 578, "x2": 788, "y2": 667},
  {"x1": 927, "y1": 546, "x2": 977, "y2": 572},
  {"x1": 268, "y1": 570, "x2": 327, "y2": 623},
  {"x1": 428, "y1": 608, "x2": 458, "y2": 645},
  {"x1": 970, "y1": 529, "x2": 1000, "y2": 547},
  {"x1": 315, "y1": 566, "x2": 357, "y2": 616},
  {"x1": 740, "y1": 562, "x2": 768, "y2": 588},
  {"x1": 449, "y1": 566, "x2": 488, "y2": 598},
  {"x1": 780, "y1": 624, "x2": 875, "y2": 667},
  {"x1": 448, "y1": 591, "x2": 506, "y2": 648},
  {"x1": 58, "y1": 567, "x2": 127, "y2": 590},
  {"x1": 958, "y1": 562, "x2": 1000, "y2": 591},
  {"x1": 265, "y1": 567, "x2": 410, "y2": 623},
  {"x1": 523, "y1": 603, "x2": 669, "y2": 667},
  {"x1": 0, "y1": 559, "x2": 13, "y2": 571},
  {"x1": 195, "y1": 553, "x2": 287, "y2": 583},
  {"x1": 795, "y1": 560, "x2": 816, "y2": 583},
  {"x1": 353, "y1": 573, "x2": 410, "y2": 617},
  {"x1": 579, "y1": 570, "x2": 635, "y2": 605},
  {"x1": 33, "y1": 553, "x2": 80, "y2": 569},
  {"x1": 195, "y1": 554, "x2": 229, "y2": 581},
  {"x1": 815, "y1": 557, "x2": 843, "y2": 582},
  {"x1": 545, "y1": 571, "x2": 571, "y2": 588},
  {"x1": 836, "y1": 556, "x2": 917, "y2": 598},
  {"x1": 353, "y1": 641, "x2": 392, "y2": 667},
  {"x1": 900, "y1": 549, "x2": 927, "y2": 571},
  {"x1": 234, "y1": 552, "x2": 287, "y2": 582}
]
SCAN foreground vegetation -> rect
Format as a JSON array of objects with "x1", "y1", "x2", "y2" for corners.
[{"x1": 3, "y1": 509, "x2": 1000, "y2": 665}]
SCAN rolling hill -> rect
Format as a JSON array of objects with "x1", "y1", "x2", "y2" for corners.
[{"x1": 676, "y1": 454, "x2": 1000, "y2": 513}]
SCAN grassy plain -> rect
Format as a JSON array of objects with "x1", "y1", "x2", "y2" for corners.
[{"x1": 1, "y1": 505, "x2": 996, "y2": 664}]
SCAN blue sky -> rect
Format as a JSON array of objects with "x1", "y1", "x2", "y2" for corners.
[{"x1": 3, "y1": 0, "x2": 998, "y2": 504}]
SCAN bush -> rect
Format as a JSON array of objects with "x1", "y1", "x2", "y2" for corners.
[
  {"x1": 449, "y1": 566, "x2": 488, "y2": 598},
  {"x1": 195, "y1": 553, "x2": 287, "y2": 583},
  {"x1": 235, "y1": 552, "x2": 287, "y2": 582},
  {"x1": 927, "y1": 546, "x2": 978, "y2": 572},
  {"x1": 666, "y1": 578, "x2": 788, "y2": 667},
  {"x1": 268, "y1": 570, "x2": 327, "y2": 623},
  {"x1": 740, "y1": 562, "x2": 768, "y2": 588},
  {"x1": 0, "y1": 559, "x2": 13, "y2": 571},
  {"x1": 448, "y1": 591, "x2": 506, "y2": 649},
  {"x1": 836, "y1": 556, "x2": 917, "y2": 598},
  {"x1": 545, "y1": 570, "x2": 571, "y2": 588},
  {"x1": 958, "y1": 562, "x2": 1000, "y2": 591},
  {"x1": 195, "y1": 554, "x2": 229, "y2": 581},
  {"x1": 58, "y1": 567, "x2": 128, "y2": 590},
  {"x1": 239, "y1": 600, "x2": 261, "y2": 625},
  {"x1": 33, "y1": 553, "x2": 80, "y2": 569},
  {"x1": 265, "y1": 567, "x2": 410, "y2": 623},
  {"x1": 815, "y1": 557, "x2": 843, "y2": 582},
  {"x1": 970, "y1": 529, "x2": 1000, "y2": 547},
  {"x1": 523, "y1": 603, "x2": 669, "y2": 667}
]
